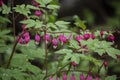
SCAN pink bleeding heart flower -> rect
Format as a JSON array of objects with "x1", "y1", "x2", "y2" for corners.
[
  {"x1": 91, "y1": 34, "x2": 95, "y2": 39},
  {"x1": 49, "y1": 78, "x2": 53, "y2": 80},
  {"x1": 70, "y1": 74, "x2": 76, "y2": 80},
  {"x1": 35, "y1": 10, "x2": 42, "y2": 17},
  {"x1": 75, "y1": 35, "x2": 83, "y2": 42},
  {"x1": 87, "y1": 75, "x2": 93, "y2": 80},
  {"x1": 95, "y1": 77, "x2": 101, "y2": 80},
  {"x1": 35, "y1": 34, "x2": 40, "y2": 44},
  {"x1": 32, "y1": 0, "x2": 39, "y2": 7},
  {"x1": 80, "y1": 74, "x2": 85, "y2": 80},
  {"x1": 18, "y1": 32, "x2": 30, "y2": 44},
  {"x1": 44, "y1": 34, "x2": 50, "y2": 44},
  {"x1": 71, "y1": 61, "x2": 77, "y2": 67},
  {"x1": 107, "y1": 35, "x2": 114, "y2": 42},
  {"x1": 21, "y1": 25, "x2": 26, "y2": 31},
  {"x1": 103, "y1": 60, "x2": 107, "y2": 70},
  {"x1": 100, "y1": 30, "x2": 104, "y2": 38},
  {"x1": 52, "y1": 38, "x2": 58, "y2": 49},
  {"x1": 58, "y1": 34, "x2": 67, "y2": 45},
  {"x1": 0, "y1": 0, "x2": 3, "y2": 6},
  {"x1": 83, "y1": 33, "x2": 91, "y2": 40},
  {"x1": 62, "y1": 74, "x2": 67, "y2": 80},
  {"x1": 56, "y1": 76, "x2": 59, "y2": 80}
]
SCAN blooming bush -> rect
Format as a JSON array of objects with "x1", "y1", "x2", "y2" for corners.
[{"x1": 0, "y1": 0, "x2": 120, "y2": 80}]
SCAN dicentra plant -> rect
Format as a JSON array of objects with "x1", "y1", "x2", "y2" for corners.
[{"x1": 0, "y1": 0, "x2": 120, "y2": 80}]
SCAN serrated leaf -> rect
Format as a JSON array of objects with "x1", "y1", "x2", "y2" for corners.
[
  {"x1": 71, "y1": 54, "x2": 80, "y2": 64},
  {"x1": 26, "y1": 5, "x2": 39, "y2": 10},
  {"x1": 74, "y1": 15, "x2": 86, "y2": 30},
  {"x1": 106, "y1": 48, "x2": 120, "y2": 59},
  {"x1": 69, "y1": 40, "x2": 80, "y2": 49},
  {"x1": 2, "y1": 4, "x2": 11, "y2": 14},
  {"x1": 35, "y1": 0, "x2": 52, "y2": 5},
  {"x1": 47, "y1": 5, "x2": 60, "y2": 9},
  {"x1": 105, "y1": 75, "x2": 117, "y2": 80},
  {"x1": 55, "y1": 21, "x2": 70, "y2": 29},
  {"x1": 13, "y1": 4, "x2": 31, "y2": 17},
  {"x1": 55, "y1": 49, "x2": 72, "y2": 54},
  {"x1": 0, "y1": 16, "x2": 11, "y2": 23}
]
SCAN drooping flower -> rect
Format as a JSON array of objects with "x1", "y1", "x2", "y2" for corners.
[
  {"x1": 58, "y1": 34, "x2": 67, "y2": 45},
  {"x1": 35, "y1": 34, "x2": 40, "y2": 44},
  {"x1": 100, "y1": 30, "x2": 104, "y2": 38},
  {"x1": 44, "y1": 34, "x2": 50, "y2": 44},
  {"x1": 21, "y1": 25, "x2": 26, "y2": 31},
  {"x1": 83, "y1": 33, "x2": 91, "y2": 40},
  {"x1": 91, "y1": 34, "x2": 95, "y2": 39},
  {"x1": 70, "y1": 74, "x2": 76, "y2": 80},
  {"x1": 107, "y1": 35, "x2": 114, "y2": 42},
  {"x1": 35, "y1": 10, "x2": 42, "y2": 17},
  {"x1": 0, "y1": 0, "x2": 3, "y2": 6},
  {"x1": 80, "y1": 74, "x2": 85, "y2": 80},
  {"x1": 52, "y1": 38, "x2": 58, "y2": 49},
  {"x1": 71, "y1": 61, "x2": 77, "y2": 67},
  {"x1": 103, "y1": 60, "x2": 107, "y2": 70},
  {"x1": 95, "y1": 77, "x2": 101, "y2": 80},
  {"x1": 62, "y1": 74, "x2": 67, "y2": 80},
  {"x1": 75, "y1": 35, "x2": 83, "y2": 42},
  {"x1": 18, "y1": 31, "x2": 30, "y2": 44},
  {"x1": 56, "y1": 76, "x2": 59, "y2": 80},
  {"x1": 87, "y1": 75, "x2": 93, "y2": 80},
  {"x1": 49, "y1": 78, "x2": 53, "y2": 80},
  {"x1": 32, "y1": 0, "x2": 39, "y2": 7}
]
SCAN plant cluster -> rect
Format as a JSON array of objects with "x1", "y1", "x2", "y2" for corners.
[{"x1": 0, "y1": 0, "x2": 120, "y2": 80}]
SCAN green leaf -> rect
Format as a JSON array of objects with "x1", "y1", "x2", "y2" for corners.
[
  {"x1": 0, "y1": 16, "x2": 11, "y2": 23},
  {"x1": 55, "y1": 21, "x2": 70, "y2": 29},
  {"x1": 106, "y1": 48, "x2": 120, "y2": 59},
  {"x1": 2, "y1": 4, "x2": 11, "y2": 14},
  {"x1": 74, "y1": 15, "x2": 86, "y2": 30},
  {"x1": 69, "y1": 39, "x2": 80, "y2": 49},
  {"x1": 26, "y1": 5, "x2": 39, "y2": 10},
  {"x1": 35, "y1": 0, "x2": 52, "y2": 5},
  {"x1": 20, "y1": 19, "x2": 43, "y2": 28},
  {"x1": 105, "y1": 75, "x2": 117, "y2": 80},
  {"x1": 13, "y1": 4, "x2": 31, "y2": 17},
  {"x1": 47, "y1": 5, "x2": 60, "y2": 9},
  {"x1": 55, "y1": 49, "x2": 72, "y2": 54},
  {"x1": 71, "y1": 54, "x2": 80, "y2": 64}
]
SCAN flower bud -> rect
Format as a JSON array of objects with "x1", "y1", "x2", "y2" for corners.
[
  {"x1": 83, "y1": 33, "x2": 91, "y2": 40},
  {"x1": 32, "y1": 0, "x2": 39, "y2": 7},
  {"x1": 62, "y1": 74, "x2": 67, "y2": 80},
  {"x1": 80, "y1": 74, "x2": 85, "y2": 80},
  {"x1": 71, "y1": 61, "x2": 77, "y2": 67},
  {"x1": 91, "y1": 34, "x2": 95, "y2": 39},
  {"x1": 49, "y1": 78, "x2": 53, "y2": 80},
  {"x1": 35, "y1": 34, "x2": 40, "y2": 44},
  {"x1": 70, "y1": 74, "x2": 76, "y2": 80},
  {"x1": 58, "y1": 34, "x2": 67, "y2": 45},
  {"x1": 100, "y1": 30, "x2": 104, "y2": 37},
  {"x1": 107, "y1": 35, "x2": 114, "y2": 42},
  {"x1": 56, "y1": 76, "x2": 59, "y2": 80},
  {"x1": 35, "y1": 10, "x2": 42, "y2": 17},
  {"x1": 87, "y1": 75, "x2": 93, "y2": 80},
  {"x1": 75, "y1": 35, "x2": 83, "y2": 42},
  {"x1": 103, "y1": 61, "x2": 107, "y2": 68},
  {"x1": 0, "y1": 0, "x2": 3, "y2": 6},
  {"x1": 52, "y1": 38, "x2": 58, "y2": 49},
  {"x1": 44, "y1": 34, "x2": 50, "y2": 44}
]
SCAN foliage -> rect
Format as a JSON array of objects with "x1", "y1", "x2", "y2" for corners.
[{"x1": 0, "y1": 0, "x2": 120, "y2": 80}]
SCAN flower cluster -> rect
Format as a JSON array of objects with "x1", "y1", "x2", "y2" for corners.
[
  {"x1": 49, "y1": 73, "x2": 101, "y2": 80},
  {"x1": 18, "y1": 30, "x2": 115, "y2": 50}
]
